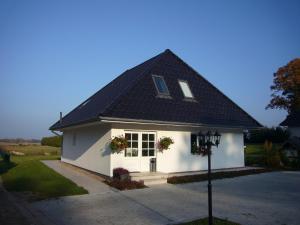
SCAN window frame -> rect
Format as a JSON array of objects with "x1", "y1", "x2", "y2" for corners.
[
  {"x1": 124, "y1": 132, "x2": 139, "y2": 157},
  {"x1": 178, "y1": 79, "x2": 194, "y2": 99},
  {"x1": 152, "y1": 75, "x2": 170, "y2": 96},
  {"x1": 141, "y1": 133, "x2": 155, "y2": 157}
]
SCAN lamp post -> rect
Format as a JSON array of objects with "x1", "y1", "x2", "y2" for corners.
[{"x1": 198, "y1": 131, "x2": 221, "y2": 225}]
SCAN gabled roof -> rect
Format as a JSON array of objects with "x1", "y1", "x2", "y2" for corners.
[
  {"x1": 280, "y1": 111, "x2": 300, "y2": 127},
  {"x1": 50, "y1": 49, "x2": 262, "y2": 130}
]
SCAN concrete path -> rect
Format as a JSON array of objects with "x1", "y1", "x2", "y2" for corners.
[
  {"x1": 42, "y1": 160, "x2": 115, "y2": 194},
  {"x1": 30, "y1": 171, "x2": 300, "y2": 225}
]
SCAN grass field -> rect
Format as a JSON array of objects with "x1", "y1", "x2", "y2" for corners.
[
  {"x1": 178, "y1": 217, "x2": 240, "y2": 225},
  {"x1": 0, "y1": 144, "x2": 60, "y2": 156},
  {"x1": 244, "y1": 143, "x2": 282, "y2": 167},
  {"x1": 0, "y1": 145, "x2": 88, "y2": 200},
  {"x1": 244, "y1": 144, "x2": 266, "y2": 166}
]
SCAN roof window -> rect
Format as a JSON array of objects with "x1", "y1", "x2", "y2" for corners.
[
  {"x1": 178, "y1": 80, "x2": 194, "y2": 98},
  {"x1": 152, "y1": 75, "x2": 170, "y2": 96}
]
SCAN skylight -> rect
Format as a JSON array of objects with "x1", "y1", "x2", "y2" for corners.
[
  {"x1": 152, "y1": 75, "x2": 169, "y2": 95},
  {"x1": 178, "y1": 80, "x2": 194, "y2": 98}
]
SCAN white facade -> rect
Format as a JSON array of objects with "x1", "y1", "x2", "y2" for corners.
[
  {"x1": 61, "y1": 124, "x2": 111, "y2": 176},
  {"x1": 62, "y1": 122, "x2": 245, "y2": 177},
  {"x1": 288, "y1": 127, "x2": 300, "y2": 137}
]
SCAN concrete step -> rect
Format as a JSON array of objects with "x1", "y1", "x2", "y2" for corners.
[
  {"x1": 143, "y1": 178, "x2": 168, "y2": 186},
  {"x1": 129, "y1": 172, "x2": 168, "y2": 186},
  {"x1": 130, "y1": 175, "x2": 168, "y2": 181}
]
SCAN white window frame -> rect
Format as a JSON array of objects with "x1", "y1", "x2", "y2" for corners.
[
  {"x1": 124, "y1": 131, "x2": 156, "y2": 158},
  {"x1": 178, "y1": 80, "x2": 194, "y2": 98},
  {"x1": 152, "y1": 75, "x2": 170, "y2": 96},
  {"x1": 141, "y1": 132, "x2": 156, "y2": 157},
  {"x1": 124, "y1": 132, "x2": 139, "y2": 157}
]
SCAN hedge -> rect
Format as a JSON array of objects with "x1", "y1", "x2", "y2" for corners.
[{"x1": 41, "y1": 136, "x2": 62, "y2": 147}]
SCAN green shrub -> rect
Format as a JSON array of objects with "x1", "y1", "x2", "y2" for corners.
[
  {"x1": 264, "y1": 140, "x2": 281, "y2": 168},
  {"x1": 41, "y1": 136, "x2": 62, "y2": 147},
  {"x1": 245, "y1": 127, "x2": 289, "y2": 144}
]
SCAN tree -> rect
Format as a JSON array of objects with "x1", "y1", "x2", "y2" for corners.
[{"x1": 266, "y1": 58, "x2": 300, "y2": 113}]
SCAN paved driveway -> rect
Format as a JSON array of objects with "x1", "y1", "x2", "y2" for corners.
[{"x1": 31, "y1": 171, "x2": 300, "y2": 225}]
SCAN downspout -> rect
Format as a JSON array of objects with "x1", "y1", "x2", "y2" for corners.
[{"x1": 51, "y1": 112, "x2": 63, "y2": 158}]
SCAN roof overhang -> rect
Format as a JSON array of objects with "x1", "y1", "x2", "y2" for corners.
[{"x1": 99, "y1": 116, "x2": 262, "y2": 131}]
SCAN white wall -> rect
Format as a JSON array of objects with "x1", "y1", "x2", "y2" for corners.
[
  {"x1": 110, "y1": 123, "x2": 245, "y2": 174},
  {"x1": 155, "y1": 130, "x2": 244, "y2": 173},
  {"x1": 62, "y1": 124, "x2": 111, "y2": 176},
  {"x1": 288, "y1": 127, "x2": 300, "y2": 137}
]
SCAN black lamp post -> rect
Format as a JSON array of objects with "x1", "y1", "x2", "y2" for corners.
[{"x1": 198, "y1": 131, "x2": 221, "y2": 225}]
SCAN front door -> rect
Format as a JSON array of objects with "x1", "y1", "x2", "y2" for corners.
[
  {"x1": 139, "y1": 132, "x2": 156, "y2": 171},
  {"x1": 124, "y1": 131, "x2": 156, "y2": 172}
]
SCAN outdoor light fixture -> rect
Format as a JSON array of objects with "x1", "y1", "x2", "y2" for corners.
[{"x1": 197, "y1": 130, "x2": 222, "y2": 225}]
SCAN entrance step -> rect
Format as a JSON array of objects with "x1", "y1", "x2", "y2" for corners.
[{"x1": 130, "y1": 172, "x2": 168, "y2": 186}]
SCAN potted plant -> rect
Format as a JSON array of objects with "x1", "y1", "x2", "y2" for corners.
[
  {"x1": 157, "y1": 137, "x2": 174, "y2": 152},
  {"x1": 110, "y1": 136, "x2": 128, "y2": 154},
  {"x1": 113, "y1": 168, "x2": 130, "y2": 181}
]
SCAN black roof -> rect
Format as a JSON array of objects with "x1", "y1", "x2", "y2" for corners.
[
  {"x1": 280, "y1": 111, "x2": 300, "y2": 127},
  {"x1": 50, "y1": 49, "x2": 262, "y2": 130}
]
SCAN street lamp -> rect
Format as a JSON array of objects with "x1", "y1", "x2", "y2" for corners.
[{"x1": 198, "y1": 130, "x2": 221, "y2": 225}]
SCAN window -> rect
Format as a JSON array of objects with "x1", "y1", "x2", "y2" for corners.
[
  {"x1": 191, "y1": 134, "x2": 197, "y2": 154},
  {"x1": 142, "y1": 133, "x2": 155, "y2": 156},
  {"x1": 178, "y1": 80, "x2": 194, "y2": 98},
  {"x1": 152, "y1": 75, "x2": 170, "y2": 95},
  {"x1": 125, "y1": 133, "x2": 138, "y2": 157},
  {"x1": 72, "y1": 133, "x2": 77, "y2": 146}
]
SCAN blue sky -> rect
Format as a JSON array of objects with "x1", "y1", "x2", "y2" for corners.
[{"x1": 0, "y1": 0, "x2": 299, "y2": 139}]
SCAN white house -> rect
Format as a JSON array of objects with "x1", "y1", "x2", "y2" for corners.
[{"x1": 50, "y1": 49, "x2": 262, "y2": 177}]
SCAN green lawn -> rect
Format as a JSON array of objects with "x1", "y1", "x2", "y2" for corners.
[
  {"x1": 244, "y1": 144, "x2": 265, "y2": 155},
  {"x1": 178, "y1": 217, "x2": 240, "y2": 225},
  {"x1": 0, "y1": 155, "x2": 88, "y2": 200},
  {"x1": 244, "y1": 144, "x2": 266, "y2": 166},
  {"x1": 0, "y1": 144, "x2": 60, "y2": 156}
]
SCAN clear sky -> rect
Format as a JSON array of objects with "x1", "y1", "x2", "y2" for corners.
[{"x1": 0, "y1": 0, "x2": 300, "y2": 139}]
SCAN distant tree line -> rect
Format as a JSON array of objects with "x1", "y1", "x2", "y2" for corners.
[
  {"x1": 41, "y1": 136, "x2": 62, "y2": 147},
  {"x1": 244, "y1": 127, "x2": 290, "y2": 144},
  {"x1": 0, "y1": 138, "x2": 40, "y2": 143}
]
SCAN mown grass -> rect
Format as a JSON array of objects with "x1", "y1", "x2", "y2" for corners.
[
  {"x1": 178, "y1": 217, "x2": 240, "y2": 225},
  {"x1": 244, "y1": 143, "x2": 281, "y2": 167},
  {"x1": 0, "y1": 153, "x2": 88, "y2": 200},
  {"x1": 0, "y1": 144, "x2": 60, "y2": 156}
]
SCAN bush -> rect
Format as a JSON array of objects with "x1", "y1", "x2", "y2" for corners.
[
  {"x1": 0, "y1": 151, "x2": 11, "y2": 162},
  {"x1": 41, "y1": 136, "x2": 62, "y2": 147},
  {"x1": 245, "y1": 127, "x2": 290, "y2": 144},
  {"x1": 113, "y1": 167, "x2": 129, "y2": 180},
  {"x1": 105, "y1": 179, "x2": 146, "y2": 190},
  {"x1": 167, "y1": 168, "x2": 271, "y2": 184},
  {"x1": 264, "y1": 140, "x2": 281, "y2": 168}
]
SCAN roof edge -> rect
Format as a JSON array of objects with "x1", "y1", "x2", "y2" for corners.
[{"x1": 99, "y1": 116, "x2": 263, "y2": 130}]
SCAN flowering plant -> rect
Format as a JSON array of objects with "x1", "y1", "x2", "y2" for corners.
[
  {"x1": 157, "y1": 137, "x2": 174, "y2": 152},
  {"x1": 110, "y1": 136, "x2": 128, "y2": 154}
]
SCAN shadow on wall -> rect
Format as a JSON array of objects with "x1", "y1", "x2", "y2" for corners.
[{"x1": 62, "y1": 126, "x2": 111, "y2": 161}]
